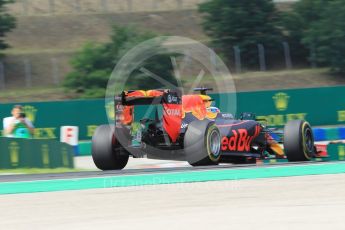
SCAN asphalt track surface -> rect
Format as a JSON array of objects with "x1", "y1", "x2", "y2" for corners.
[
  {"x1": 1, "y1": 173, "x2": 345, "y2": 230},
  {"x1": 0, "y1": 161, "x2": 329, "y2": 183},
  {"x1": 1, "y1": 161, "x2": 345, "y2": 229}
]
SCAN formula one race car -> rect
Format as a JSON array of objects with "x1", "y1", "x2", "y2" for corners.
[{"x1": 92, "y1": 88, "x2": 316, "y2": 170}]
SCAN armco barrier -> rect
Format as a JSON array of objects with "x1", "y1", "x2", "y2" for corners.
[
  {"x1": 0, "y1": 138, "x2": 74, "y2": 169},
  {"x1": 1, "y1": 86, "x2": 345, "y2": 140},
  {"x1": 339, "y1": 127, "x2": 345, "y2": 139}
]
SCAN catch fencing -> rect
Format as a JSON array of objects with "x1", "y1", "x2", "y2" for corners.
[{"x1": 0, "y1": 41, "x2": 313, "y2": 90}]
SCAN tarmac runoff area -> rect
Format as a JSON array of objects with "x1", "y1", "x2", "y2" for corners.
[{"x1": 0, "y1": 173, "x2": 344, "y2": 230}]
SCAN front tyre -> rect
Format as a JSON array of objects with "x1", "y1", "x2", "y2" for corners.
[
  {"x1": 185, "y1": 120, "x2": 221, "y2": 166},
  {"x1": 92, "y1": 125, "x2": 129, "y2": 170},
  {"x1": 284, "y1": 120, "x2": 315, "y2": 162}
]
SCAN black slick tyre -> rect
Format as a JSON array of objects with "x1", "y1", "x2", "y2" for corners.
[
  {"x1": 284, "y1": 120, "x2": 315, "y2": 162},
  {"x1": 184, "y1": 120, "x2": 221, "y2": 166},
  {"x1": 92, "y1": 125, "x2": 129, "y2": 170}
]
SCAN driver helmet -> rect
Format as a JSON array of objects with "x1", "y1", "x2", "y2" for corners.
[{"x1": 206, "y1": 106, "x2": 220, "y2": 119}]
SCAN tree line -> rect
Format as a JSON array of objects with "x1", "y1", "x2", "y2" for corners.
[
  {"x1": 200, "y1": 0, "x2": 345, "y2": 74},
  {"x1": 1, "y1": 0, "x2": 345, "y2": 97},
  {"x1": 66, "y1": 0, "x2": 345, "y2": 97}
]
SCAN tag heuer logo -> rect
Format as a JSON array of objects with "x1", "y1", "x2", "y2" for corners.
[
  {"x1": 22, "y1": 105, "x2": 37, "y2": 123},
  {"x1": 273, "y1": 92, "x2": 290, "y2": 111}
]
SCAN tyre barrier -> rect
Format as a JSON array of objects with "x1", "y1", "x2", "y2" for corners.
[{"x1": 313, "y1": 127, "x2": 345, "y2": 141}]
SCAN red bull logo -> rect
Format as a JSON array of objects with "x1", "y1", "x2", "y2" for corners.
[{"x1": 221, "y1": 125, "x2": 261, "y2": 152}]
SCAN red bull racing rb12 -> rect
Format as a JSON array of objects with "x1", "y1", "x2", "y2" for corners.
[{"x1": 92, "y1": 88, "x2": 318, "y2": 170}]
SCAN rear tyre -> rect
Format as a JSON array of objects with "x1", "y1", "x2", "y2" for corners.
[
  {"x1": 284, "y1": 120, "x2": 315, "y2": 162},
  {"x1": 185, "y1": 120, "x2": 221, "y2": 166},
  {"x1": 92, "y1": 125, "x2": 129, "y2": 170}
]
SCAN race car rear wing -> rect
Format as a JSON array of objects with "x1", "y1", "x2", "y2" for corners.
[
  {"x1": 114, "y1": 89, "x2": 183, "y2": 143},
  {"x1": 116, "y1": 89, "x2": 181, "y2": 106}
]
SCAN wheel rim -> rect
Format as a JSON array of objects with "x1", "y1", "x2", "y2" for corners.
[
  {"x1": 304, "y1": 128, "x2": 314, "y2": 155},
  {"x1": 208, "y1": 129, "x2": 221, "y2": 157}
]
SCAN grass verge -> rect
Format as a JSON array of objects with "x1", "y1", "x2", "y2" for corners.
[
  {"x1": 0, "y1": 87, "x2": 75, "y2": 103},
  {"x1": 1, "y1": 68, "x2": 345, "y2": 103}
]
